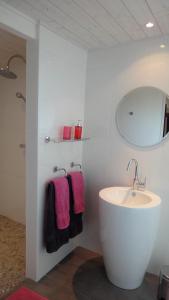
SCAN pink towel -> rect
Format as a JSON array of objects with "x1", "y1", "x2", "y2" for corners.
[
  {"x1": 52, "y1": 177, "x2": 70, "y2": 230},
  {"x1": 6, "y1": 287, "x2": 48, "y2": 300},
  {"x1": 68, "y1": 171, "x2": 85, "y2": 214}
]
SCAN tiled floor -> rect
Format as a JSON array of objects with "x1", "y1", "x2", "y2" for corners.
[
  {"x1": 3, "y1": 247, "x2": 159, "y2": 300},
  {"x1": 0, "y1": 215, "x2": 25, "y2": 298}
]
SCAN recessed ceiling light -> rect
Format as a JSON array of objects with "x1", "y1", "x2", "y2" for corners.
[
  {"x1": 160, "y1": 44, "x2": 166, "y2": 48},
  {"x1": 146, "y1": 22, "x2": 154, "y2": 28}
]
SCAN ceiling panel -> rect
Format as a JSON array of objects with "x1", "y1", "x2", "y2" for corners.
[
  {"x1": 73, "y1": 0, "x2": 131, "y2": 43},
  {"x1": 1, "y1": 0, "x2": 169, "y2": 49},
  {"x1": 97, "y1": 0, "x2": 147, "y2": 40},
  {"x1": 122, "y1": 0, "x2": 161, "y2": 37},
  {"x1": 147, "y1": 0, "x2": 169, "y2": 34}
]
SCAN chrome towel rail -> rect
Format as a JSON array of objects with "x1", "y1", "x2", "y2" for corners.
[
  {"x1": 70, "y1": 162, "x2": 82, "y2": 169},
  {"x1": 53, "y1": 163, "x2": 82, "y2": 176},
  {"x1": 53, "y1": 166, "x2": 67, "y2": 176}
]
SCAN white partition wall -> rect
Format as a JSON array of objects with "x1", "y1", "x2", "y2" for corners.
[
  {"x1": 0, "y1": 1, "x2": 87, "y2": 280},
  {"x1": 36, "y1": 25, "x2": 87, "y2": 280}
]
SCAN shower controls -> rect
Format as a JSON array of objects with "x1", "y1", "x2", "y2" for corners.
[
  {"x1": 16, "y1": 92, "x2": 26, "y2": 103},
  {"x1": 19, "y1": 144, "x2": 25, "y2": 149}
]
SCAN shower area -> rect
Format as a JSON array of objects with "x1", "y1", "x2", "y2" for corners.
[{"x1": 0, "y1": 27, "x2": 26, "y2": 297}]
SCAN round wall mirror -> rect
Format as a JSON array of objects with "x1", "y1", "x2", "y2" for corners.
[{"x1": 116, "y1": 87, "x2": 169, "y2": 147}]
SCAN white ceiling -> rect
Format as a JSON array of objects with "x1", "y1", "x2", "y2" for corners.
[
  {"x1": 0, "y1": 27, "x2": 26, "y2": 67},
  {"x1": 2, "y1": 0, "x2": 169, "y2": 50}
]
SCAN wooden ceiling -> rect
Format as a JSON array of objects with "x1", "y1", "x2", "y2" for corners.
[{"x1": 2, "y1": 0, "x2": 169, "y2": 49}]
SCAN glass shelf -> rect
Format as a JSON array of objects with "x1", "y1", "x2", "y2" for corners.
[{"x1": 45, "y1": 136, "x2": 90, "y2": 143}]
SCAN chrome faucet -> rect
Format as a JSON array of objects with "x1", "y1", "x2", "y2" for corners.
[{"x1": 126, "y1": 158, "x2": 146, "y2": 190}]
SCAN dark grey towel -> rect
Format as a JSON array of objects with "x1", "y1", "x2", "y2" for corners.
[
  {"x1": 67, "y1": 175, "x2": 83, "y2": 238},
  {"x1": 44, "y1": 182, "x2": 69, "y2": 253}
]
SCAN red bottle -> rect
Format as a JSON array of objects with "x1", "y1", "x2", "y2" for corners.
[{"x1": 74, "y1": 120, "x2": 82, "y2": 139}]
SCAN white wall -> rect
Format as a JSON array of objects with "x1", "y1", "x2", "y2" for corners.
[
  {"x1": 0, "y1": 1, "x2": 36, "y2": 40},
  {"x1": 82, "y1": 36, "x2": 169, "y2": 275},
  {"x1": 36, "y1": 26, "x2": 87, "y2": 280},
  {"x1": 0, "y1": 58, "x2": 26, "y2": 224}
]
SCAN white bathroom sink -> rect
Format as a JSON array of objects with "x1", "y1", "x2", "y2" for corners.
[
  {"x1": 99, "y1": 186, "x2": 161, "y2": 208},
  {"x1": 99, "y1": 186, "x2": 161, "y2": 289}
]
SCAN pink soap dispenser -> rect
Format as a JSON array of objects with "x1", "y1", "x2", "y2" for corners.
[
  {"x1": 63, "y1": 126, "x2": 72, "y2": 140},
  {"x1": 74, "y1": 120, "x2": 82, "y2": 140}
]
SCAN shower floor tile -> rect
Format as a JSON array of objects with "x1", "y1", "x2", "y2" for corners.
[
  {"x1": 2, "y1": 247, "x2": 158, "y2": 300},
  {"x1": 0, "y1": 215, "x2": 25, "y2": 298}
]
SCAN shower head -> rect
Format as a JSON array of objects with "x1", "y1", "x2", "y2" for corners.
[
  {"x1": 0, "y1": 54, "x2": 26, "y2": 80},
  {"x1": 0, "y1": 67, "x2": 17, "y2": 79},
  {"x1": 16, "y1": 92, "x2": 26, "y2": 103}
]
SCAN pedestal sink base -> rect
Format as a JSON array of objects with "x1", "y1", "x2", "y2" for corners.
[
  {"x1": 106, "y1": 272, "x2": 143, "y2": 290},
  {"x1": 99, "y1": 187, "x2": 161, "y2": 290}
]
